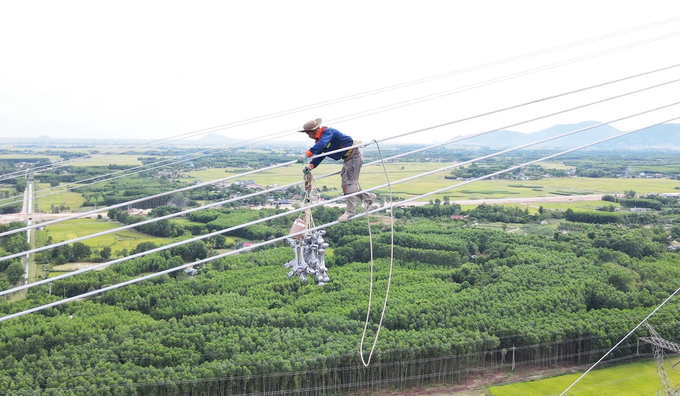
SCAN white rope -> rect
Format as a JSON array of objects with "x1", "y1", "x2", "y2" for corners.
[
  {"x1": 1, "y1": 115, "x2": 678, "y2": 322},
  {"x1": 360, "y1": 141, "x2": 395, "y2": 366}
]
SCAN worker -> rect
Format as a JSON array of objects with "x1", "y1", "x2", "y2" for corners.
[{"x1": 297, "y1": 118, "x2": 376, "y2": 222}]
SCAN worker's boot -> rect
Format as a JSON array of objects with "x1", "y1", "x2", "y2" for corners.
[
  {"x1": 363, "y1": 193, "x2": 377, "y2": 209},
  {"x1": 338, "y1": 212, "x2": 353, "y2": 222}
]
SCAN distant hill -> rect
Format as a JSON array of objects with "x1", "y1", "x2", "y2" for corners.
[
  {"x1": 2, "y1": 122, "x2": 679, "y2": 150},
  {"x1": 197, "y1": 133, "x2": 241, "y2": 145},
  {"x1": 457, "y1": 122, "x2": 680, "y2": 149}
]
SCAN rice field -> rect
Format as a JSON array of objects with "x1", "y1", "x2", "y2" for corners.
[
  {"x1": 185, "y1": 163, "x2": 680, "y2": 204},
  {"x1": 537, "y1": 200, "x2": 620, "y2": 212},
  {"x1": 38, "y1": 218, "x2": 169, "y2": 252},
  {"x1": 34, "y1": 183, "x2": 85, "y2": 212},
  {"x1": 488, "y1": 359, "x2": 680, "y2": 396},
  {"x1": 69, "y1": 154, "x2": 150, "y2": 167},
  {"x1": 170, "y1": 218, "x2": 209, "y2": 227}
]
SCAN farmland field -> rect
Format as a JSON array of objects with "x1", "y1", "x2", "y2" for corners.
[
  {"x1": 69, "y1": 154, "x2": 151, "y2": 167},
  {"x1": 537, "y1": 200, "x2": 621, "y2": 211},
  {"x1": 186, "y1": 162, "x2": 680, "y2": 203},
  {"x1": 169, "y1": 217, "x2": 210, "y2": 227},
  {"x1": 34, "y1": 183, "x2": 85, "y2": 212},
  {"x1": 37, "y1": 218, "x2": 169, "y2": 252},
  {"x1": 52, "y1": 262, "x2": 104, "y2": 271},
  {"x1": 488, "y1": 359, "x2": 680, "y2": 396}
]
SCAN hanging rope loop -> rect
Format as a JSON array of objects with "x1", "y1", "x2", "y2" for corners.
[{"x1": 360, "y1": 140, "x2": 395, "y2": 367}]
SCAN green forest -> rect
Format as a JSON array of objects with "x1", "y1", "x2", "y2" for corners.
[{"x1": 2, "y1": 200, "x2": 680, "y2": 395}]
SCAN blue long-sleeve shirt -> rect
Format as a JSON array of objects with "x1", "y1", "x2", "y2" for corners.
[{"x1": 306, "y1": 127, "x2": 354, "y2": 169}]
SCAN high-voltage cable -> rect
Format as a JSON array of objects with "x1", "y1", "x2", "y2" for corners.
[
  {"x1": 1, "y1": 114, "x2": 678, "y2": 323},
  {"x1": 2, "y1": 100, "x2": 679, "y2": 296},
  {"x1": 2, "y1": 61, "x2": 679, "y2": 237},
  {"x1": 5, "y1": 14, "x2": 676, "y2": 182},
  {"x1": 4, "y1": 79, "x2": 679, "y2": 265},
  {"x1": 2, "y1": 22, "x2": 678, "y2": 187}
]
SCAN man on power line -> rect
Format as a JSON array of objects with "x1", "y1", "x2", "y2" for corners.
[{"x1": 297, "y1": 118, "x2": 376, "y2": 222}]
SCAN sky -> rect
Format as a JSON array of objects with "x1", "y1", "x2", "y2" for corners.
[{"x1": 1, "y1": 0, "x2": 680, "y2": 145}]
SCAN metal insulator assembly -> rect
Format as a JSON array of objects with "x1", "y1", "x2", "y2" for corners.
[{"x1": 284, "y1": 229, "x2": 330, "y2": 286}]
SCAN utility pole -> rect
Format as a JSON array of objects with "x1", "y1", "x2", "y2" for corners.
[{"x1": 512, "y1": 346, "x2": 516, "y2": 371}]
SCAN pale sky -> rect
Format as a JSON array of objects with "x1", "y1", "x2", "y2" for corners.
[{"x1": 1, "y1": 1, "x2": 680, "y2": 145}]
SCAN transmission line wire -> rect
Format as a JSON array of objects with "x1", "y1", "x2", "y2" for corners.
[
  {"x1": 322, "y1": 29, "x2": 680, "y2": 126},
  {"x1": 1, "y1": 85, "x2": 679, "y2": 282},
  {"x1": 559, "y1": 288, "x2": 680, "y2": 395},
  {"x1": 4, "y1": 14, "x2": 677, "y2": 182},
  {"x1": 3, "y1": 78, "x2": 679, "y2": 302},
  {"x1": 3, "y1": 61, "x2": 679, "y2": 238},
  {"x1": 0, "y1": 129, "x2": 299, "y2": 208},
  {"x1": 1, "y1": 112, "x2": 678, "y2": 322},
  {"x1": 3, "y1": 23, "x2": 679, "y2": 201}
]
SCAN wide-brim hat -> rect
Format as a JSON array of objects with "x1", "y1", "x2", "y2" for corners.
[{"x1": 299, "y1": 118, "x2": 322, "y2": 132}]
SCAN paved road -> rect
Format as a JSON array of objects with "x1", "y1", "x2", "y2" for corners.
[
  {"x1": 444, "y1": 194, "x2": 611, "y2": 206},
  {"x1": 0, "y1": 211, "x2": 101, "y2": 224},
  {"x1": 24, "y1": 182, "x2": 32, "y2": 284}
]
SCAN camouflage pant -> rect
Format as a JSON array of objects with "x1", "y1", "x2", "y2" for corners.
[{"x1": 341, "y1": 150, "x2": 371, "y2": 216}]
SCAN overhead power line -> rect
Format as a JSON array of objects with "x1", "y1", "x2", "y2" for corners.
[
  {"x1": 3, "y1": 61, "x2": 679, "y2": 237},
  {"x1": 559, "y1": 287, "x2": 680, "y2": 395},
  {"x1": 2, "y1": 100, "x2": 679, "y2": 298},
  {"x1": 1, "y1": 114, "x2": 678, "y2": 323},
  {"x1": 3, "y1": 21, "x2": 679, "y2": 198},
  {"x1": 3, "y1": 78, "x2": 679, "y2": 267},
  {"x1": 0, "y1": 128, "x2": 299, "y2": 208},
  {"x1": 323, "y1": 29, "x2": 680, "y2": 126},
  {"x1": 5, "y1": 13, "x2": 677, "y2": 182}
]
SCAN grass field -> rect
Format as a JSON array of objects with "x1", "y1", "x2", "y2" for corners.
[
  {"x1": 34, "y1": 183, "x2": 85, "y2": 212},
  {"x1": 488, "y1": 359, "x2": 680, "y2": 395},
  {"x1": 185, "y1": 163, "x2": 680, "y2": 203},
  {"x1": 69, "y1": 154, "x2": 151, "y2": 167},
  {"x1": 52, "y1": 262, "x2": 104, "y2": 271},
  {"x1": 0, "y1": 152, "x2": 159, "y2": 166},
  {"x1": 538, "y1": 161, "x2": 575, "y2": 170},
  {"x1": 38, "y1": 218, "x2": 169, "y2": 252},
  {"x1": 170, "y1": 218, "x2": 209, "y2": 227},
  {"x1": 537, "y1": 200, "x2": 620, "y2": 212}
]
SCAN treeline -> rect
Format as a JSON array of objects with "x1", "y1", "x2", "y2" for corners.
[
  {"x1": 0, "y1": 222, "x2": 28, "y2": 289},
  {"x1": 188, "y1": 207, "x2": 294, "y2": 241},
  {"x1": 74, "y1": 178, "x2": 192, "y2": 209},
  {"x1": 107, "y1": 207, "x2": 184, "y2": 238},
  {"x1": 0, "y1": 188, "x2": 22, "y2": 214},
  {"x1": 1, "y1": 216, "x2": 680, "y2": 395},
  {"x1": 603, "y1": 193, "x2": 678, "y2": 211},
  {"x1": 47, "y1": 246, "x2": 209, "y2": 298}
]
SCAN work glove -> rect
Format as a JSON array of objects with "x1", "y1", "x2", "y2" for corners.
[
  {"x1": 297, "y1": 155, "x2": 309, "y2": 164},
  {"x1": 303, "y1": 165, "x2": 313, "y2": 175}
]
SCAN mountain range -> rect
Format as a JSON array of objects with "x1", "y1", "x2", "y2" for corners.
[
  {"x1": 3, "y1": 122, "x2": 679, "y2": 150},
  {"x1": 457, "y1": 122, "x2": 680, "y2": 149}
]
